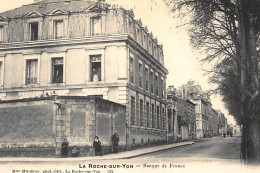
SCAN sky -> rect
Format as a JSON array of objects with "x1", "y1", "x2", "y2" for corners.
[{"x1": 0, "y1": 0, "x2": 236, "y2": 125}]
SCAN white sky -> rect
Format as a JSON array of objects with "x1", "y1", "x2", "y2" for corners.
[{"x1": 0, "y1": 0, "x2": 236, "y2": 125}]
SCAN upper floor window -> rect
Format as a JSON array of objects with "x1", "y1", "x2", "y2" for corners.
[
  {"x1": 143, "y1": 35, "x2": 147, "y2": 49},
  {"x1": 136, "y1": 28, "x2": 140, "y2": 43},
  {"x1": 26, "y1": 59, "x2": 38, "y2": 85},
  {"x1": 129, "y1": 57, "x2": 134, "y2": 84},
  {"x1": 0, "y1": 25, "x2": 3, "y2": 42},
  {"x1": 139, "y1": 62, "x2": 143, "y2": 88},
  {"x1": 91, "y1": 16, "x2": 101, "y2": 36},
  {"x1": 30, "y1": 22, "x2": 38, "y2": 41},
  {"x1": 148, "y1": 40, "x2": 152, "y2": 54},
  {"x1": 52, "y1": 58, "x2": 63, "y2": 83},
  {"x1": 90, "y1": 55, "x2": 101, "y2": 82},
  {"x1": 54, "y1": 20, "x2": 63, "y2": 39}
]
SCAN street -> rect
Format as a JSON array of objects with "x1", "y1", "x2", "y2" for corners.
[
  {"x1": 2, "y1": 136, "x2": 258, "y2": 173},
  {"x1": 134, "y1": 136, "x2": 241, "y2": 162}
]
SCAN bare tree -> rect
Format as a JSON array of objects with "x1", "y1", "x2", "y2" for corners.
[{"x1": 165, "y1": 0, "x2": 260, "y2": 164}]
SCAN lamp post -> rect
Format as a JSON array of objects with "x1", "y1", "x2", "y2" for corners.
[{"x1": 51, "y1": 91, "x2": 61, "y2": 157}]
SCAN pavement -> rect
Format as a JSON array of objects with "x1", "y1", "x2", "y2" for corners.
[{"x1": 0, "y1": 141, "x2": 194, "y2": 162}]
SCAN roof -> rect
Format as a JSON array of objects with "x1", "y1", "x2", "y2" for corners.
[{"x1": 0, "y1": 0, "x2": 99, "y2": 19}]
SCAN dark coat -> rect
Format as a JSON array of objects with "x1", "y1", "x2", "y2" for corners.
[
  {"x1": 111, "y1": 133, "x2": 120, "y2": 143},
  {"x1": 93, "y1": 140, "x2": 102, "y2": 152}
]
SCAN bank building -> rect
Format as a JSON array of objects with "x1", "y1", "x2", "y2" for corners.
[{"x1": 0, "y1": 0, "x2": 169, "y2": 157}]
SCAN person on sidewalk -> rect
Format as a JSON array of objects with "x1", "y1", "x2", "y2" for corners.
[
  {"x1": 111, "y1": 131, "x2": 120, "y2": 153},
  {"x1": 93, "y1": 136, "x2": 102, "y2": 156},
  {"x1": 61, "y1": 138, "x2": 69, "y2": 157},
  {"x1": 71, "y1": 146, "x2": 79, "y2": 157}
]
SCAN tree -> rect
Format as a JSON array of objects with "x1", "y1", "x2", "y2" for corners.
[{"x1": 165, "y1": 0, "x2": 260, "y2": 164}]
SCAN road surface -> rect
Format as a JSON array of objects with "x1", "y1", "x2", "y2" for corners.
[{"x1": 1, "y1": 136, "x2": 259, "y2": 173}]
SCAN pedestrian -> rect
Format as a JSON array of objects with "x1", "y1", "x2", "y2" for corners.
[
  {"x1": 71, "y1": 146, "x2": 79, "y2": 157},
  {"x1": 61, "y1": 138, "x2": 69, "y2": 157},
  {"x1": 93, "y1": 136, "x2": 102, "y2": 156},
  {"x1": 111, "y1": 131, "x2": 120, "y2": 153}
]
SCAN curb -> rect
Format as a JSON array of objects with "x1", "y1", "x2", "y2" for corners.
[{"x1": 121, "y1": 142, "x2": 195, "y2": 159}]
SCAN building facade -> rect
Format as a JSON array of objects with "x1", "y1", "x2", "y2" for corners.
[{"x1": 0, "y1": 0, "x2": 168, "y2": 150}]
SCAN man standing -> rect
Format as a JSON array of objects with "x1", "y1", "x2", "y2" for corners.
[
  {"x1": 61, "y1": 138, "x2": 69, "y2": 157},
  {"x1": 111, "y1": 131, "x2": 119, "y2": 153}
]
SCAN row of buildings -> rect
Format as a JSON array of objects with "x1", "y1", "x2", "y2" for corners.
[
  {"x1": 167, "y1": 81, "x2": 229, "y2": 143},
  {"x1": 0, "y1": 0, "x2": 229, "y2": 157}
]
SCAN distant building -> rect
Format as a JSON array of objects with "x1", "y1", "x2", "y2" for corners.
[
  {"x1": 167, "y1": 86, "x2": 196, "y2": 141},
  {"x1": 167, "y1": 86, "x2": 178, "y2": 143},
  {"x1": 217, "y1": 110, "x2": 227, "y2": 136},
  {"x1": 0, "y1": 0, "x2": 168, "y2": 153},
  {"x1": 176, "y1": 80, "x2": 223, "y2": 138}
]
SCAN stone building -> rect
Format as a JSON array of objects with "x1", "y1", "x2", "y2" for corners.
[
  {"x1": 176, "y1": 98, "x2": 196, "y2": 141},
  {"x1": 176, "y1": 80, "x2": 214, "y2": 138},
  {"x1": 0, "y1": 0, "x2": 168, "y2": 150},
  {"x1": 211, "y1": 108, "x2": 219, "y2": 136}
]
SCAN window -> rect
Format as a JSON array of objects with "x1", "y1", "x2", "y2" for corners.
[
  {"x1": 0, "y1": 25, "x2": 3, "y2": 42},
  {"x1": 143, "y1": 35, "x2": 147, "y2": 49},
  {"x1": 136, "y1": 28, "x2": 140, "y2": 42},
  {"x1": 155, "y1": 74, "x2": 159, "y2": 96},
  {"x1": 52, "y1": 58, "x2": 63, "y2": 83},
  {"x1": 132, "y1": 139, "x2": 135, "y2": 145},
  {"x1": 140, "y1": 99, "x2": 144, "y2": 126},
  {"x1": 30, "y1": 22, "x2": 38, "y2": 41},
  {"x1": 54, "y1": 20, "x2": 63, "y2": 39},
  {"x1": 0, "y1": 62, "x2": 2, "y2": 86},
  {"x1": 129, "y1": 57, "x2": 134, "y2": 83},
  {"x1": 151, "y1": 104, "x2": 155, "y2": 128},
  {"x1": 26, "y1": 59, "x2": 38, "y2": 84},
  {"x1": 157, "y1": 106, "x2": 160, "y2": 129},
  {"x1": 153, "y1": 45, "x2": 156, "y2": 57},
  {"x1": 146, "y1": 102, "x2": 150, "y2": 127},
  {"x1": 128, "y1": 19, "x2": 134, "y2": 38},
  {"x1": 148, "y1": 40, "x2": 151, "y2": 54},
  {"x1": 90, "y1": 55, "x2": 101, "y2": 82},
  {"x1": 150, "y1": 70, "x2": 154, "y2": 93},
  {"x1": 91, "y1": 16, "x2": 101, "y2": 36},
  {"x1": 139, "y1": 63, "x2": 143, "y2": 88},
  {"x1": 161, "y1": 78, "x2": 164, "y2": 98},
  {"x1": 145, "y1": 67, "x2": 149, "y2": 91},
  {"x1": 162, "y1": 108, "x2": 165, "y2": 129},
  {"x1": 131, "y1": 96, "x2": 136, "y2": 125}
]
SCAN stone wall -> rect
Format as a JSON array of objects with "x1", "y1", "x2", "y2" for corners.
[{"x1": 0, "y1": 96, "x2": 126, "y2": 157}]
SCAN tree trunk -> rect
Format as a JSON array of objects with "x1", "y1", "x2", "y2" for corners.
[{"x1": 241, "y1": 120, "x2": 260, "y2": 164}]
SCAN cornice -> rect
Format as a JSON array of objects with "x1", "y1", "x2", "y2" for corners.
[{"x1": 0, "y1": 34, "x2": 129, "y2": 51}]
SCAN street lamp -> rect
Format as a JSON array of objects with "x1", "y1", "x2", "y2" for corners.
[{"x1": 51, "y1": 90, "x2": 61, "y2": 157}]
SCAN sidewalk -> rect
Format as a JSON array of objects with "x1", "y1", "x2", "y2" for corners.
[{"x1": 0, "y1": 141, "x2": 194, "y2": 162}]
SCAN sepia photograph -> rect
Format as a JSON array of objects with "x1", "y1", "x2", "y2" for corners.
[{"x1": 0, "y1": 0, "x2": 259, "y2": 173}]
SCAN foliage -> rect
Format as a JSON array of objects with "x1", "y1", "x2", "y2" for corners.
[{"x1": 165, "y1": 0, "x2": 260, "y2": 164}]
